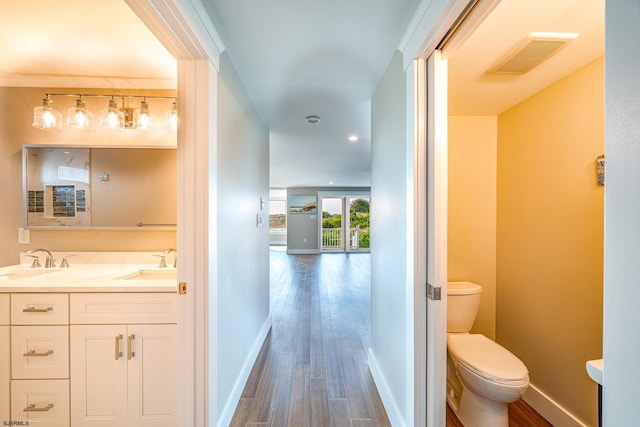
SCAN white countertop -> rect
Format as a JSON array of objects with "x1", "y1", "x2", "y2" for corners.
[
  {"x1": 0, "y1": 252, "x2": 177, "y2": 293},
  {"x1": 586, "y1": 358, "x2": 603, "y2": 386}
]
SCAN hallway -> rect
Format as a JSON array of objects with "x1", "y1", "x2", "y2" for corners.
[{"x1": 230, "y1": 249, "x2": 390, "y2": 426}]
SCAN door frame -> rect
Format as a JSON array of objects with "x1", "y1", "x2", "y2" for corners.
[
  {"x1": 124, "y1": 1, "x2": 223, "y2": 425},
  {"x1": 404, "y1": 0, "x2": 500, "y2": 425}
]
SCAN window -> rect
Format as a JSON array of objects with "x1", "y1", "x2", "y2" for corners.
[{"x1": 269, "y1": 188, "x2": 287, "y2": 231}]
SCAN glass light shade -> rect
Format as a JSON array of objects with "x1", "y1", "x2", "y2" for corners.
[
  {"x1": 32, "y1": 97, "x2": 62, "y2": 130},
  {"x1": 163, "y1": 100, "x2": 178, "y2": 131},
  {"x1": 67, "y1": 97, "x2": 93, "y2": 130},
  {"x1": 134, "y1": 99, "x2": 155, "y2": 130},
  {"x1": 99, "y1": 98, "x2": 125, "y2": 130}
]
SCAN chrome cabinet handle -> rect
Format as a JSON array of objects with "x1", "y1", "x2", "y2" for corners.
[
  {"x1": 23, "y1": 349, "x2": 53, "y2": 357},
  {"x1": 127, "y1": 334, "x2": 135, "y2": 360},
  {"x1": 22, "y1": 306, "x2": 53, "y2": 313},
  {"x1": 24, "y1": 403, "x2": 54, "y2": 412},
  {"x1": 115, "y1": 334, "x2": 123, "y2": 360}
]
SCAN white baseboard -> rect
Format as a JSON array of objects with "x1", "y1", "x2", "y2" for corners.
[
  {"x1": 217, "y1": 316, "x2": 272, "y2": 427},
  {"x1": 523, "y1": 383, "x2": 587, "y2": 427},
  {"x1": 286, "y1": 249, "x2": 320, "y2": 254},
  {"x1": 368, "y1": 348, "x2": 406, "y2": 427}
]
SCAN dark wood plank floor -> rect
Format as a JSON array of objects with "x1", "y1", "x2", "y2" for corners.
[
  {"x1": 231, "y1": 248, "x2": 553, "y2": 426},
  {"x1": 446, "y1": 400, "x2": 553, "y2": 427},
  {"x1": 230, "y1": 249, "x2": 390, "y2": 426}
]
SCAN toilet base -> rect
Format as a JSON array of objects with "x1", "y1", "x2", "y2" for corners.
[{"x1": 456, "y1": 383, "x2": 509, "y2": 427}]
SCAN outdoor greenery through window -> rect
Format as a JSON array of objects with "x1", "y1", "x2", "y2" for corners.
[{"x1": 322, "y1": 198, "x2": 370, "y2": 249}]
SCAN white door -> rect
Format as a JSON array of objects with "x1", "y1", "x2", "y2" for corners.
[
  {"x1": 426, "y1": 50, "x2": 449, "y2": 427},
  {"x1": 127, "y1": 324, "x2": 178, "y2": 427},
  {"x1": 70, "y1": 325, "x2": 128, "y2": 427}
]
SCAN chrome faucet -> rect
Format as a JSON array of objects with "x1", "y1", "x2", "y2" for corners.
[
  {"x1": 26, "y1": 248, "x2": 55, "y2": 268},
  {"x1": 163, "y1": 248, "x2": 177, "y2": 268}
]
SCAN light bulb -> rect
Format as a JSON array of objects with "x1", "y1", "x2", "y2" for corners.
[
  {"x1": 163, "y1": 99, "x2": 178, "y2": 131},
  {"x1": 99, "y1": 97, "x2": 125, "y2": 130},
  {"x1": 32, "y1": 95, "x2": 62, "y2": 130},
  {"x1": 67, "y1": 97, "x2": 93, "y2": 131},
  {"x1": 134, "y1": 98, "x2": 155, "y2": 130}
]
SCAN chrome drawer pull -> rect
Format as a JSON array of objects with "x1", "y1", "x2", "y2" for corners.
[
  {"x1": 115, "y1": 334, "x2": 123, "y2": 360},
  {"x1": 22, "y1": 306, "x2": 53, "y2": 313},
  {"x1": 24, "y1": 403, "x2": 54, "y2": 412},
  {"x1": 127, "y1": 334, "x2": 135, "y2": 360},
  {"x1": 23, "y1": 349, "x2": 54, "y2": 357}
]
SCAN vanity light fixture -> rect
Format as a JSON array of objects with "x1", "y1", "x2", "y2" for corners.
[
  {"x1": 32, "y1": 92, "x2": 177, "y2": 133},
  {"x1": 32, "y1": 94, "x2": 63, "y2": 130},
  {"x1": 134, "y1": 97, "x2": 154, "y2": 130},
  {"x1": 67, "y1": 96, "x2": 93, "y2": 131},
  {"x1": 164, "y1": 98, "x2": 178, "y2": 131},
  {"x1": 99, "y1": 96, "x2": 125, "y2": 130}
]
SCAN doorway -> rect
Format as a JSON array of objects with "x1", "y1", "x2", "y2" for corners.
[{"x1": 320, "y1": 195, "x2": 371, "y2": 253}]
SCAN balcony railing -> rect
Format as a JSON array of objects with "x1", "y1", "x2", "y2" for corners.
[{"x1": 322, "y1": 228, "x2": 343, "y2": 250}]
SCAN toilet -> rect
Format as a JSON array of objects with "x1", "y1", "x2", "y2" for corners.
[{"x1": 447, "y1": 281, "x2": 529, "y2": 427}]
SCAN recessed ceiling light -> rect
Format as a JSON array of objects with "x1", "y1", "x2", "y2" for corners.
[
  {"x1": 348, "y1": 135, "x2": 359, "y2": 142},
  {"x1": 305, "y1": 115, "x2": 320, "y2": 124},
  {"x1": 329, "y1": 181, "x2": 334, "y2": 185}
]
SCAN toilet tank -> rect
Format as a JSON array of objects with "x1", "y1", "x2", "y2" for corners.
[{"x1": 447, "y1": 281, "x2": 482, "y2": 333}]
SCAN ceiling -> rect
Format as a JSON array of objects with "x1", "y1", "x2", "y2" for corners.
[{"x1": 0, "y1": 0, "x2": 603, "y2": 188}]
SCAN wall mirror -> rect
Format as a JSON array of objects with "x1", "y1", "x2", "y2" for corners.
[{"x1": 23, "y1": 145, "x2": 176, "y2": 230}]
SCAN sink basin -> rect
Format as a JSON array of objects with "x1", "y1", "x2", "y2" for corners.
[
  {"x1": 116, "y1": 269, "x2": 177, "y2": 280},
  {"x1": 0, "y1": 269, "x2": 59, "y2": 280}
]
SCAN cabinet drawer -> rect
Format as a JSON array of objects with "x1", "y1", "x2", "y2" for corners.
[
  {"x1": 0, "y1": 294, "x2": 9, "y2": 325},
  {"x1": 11, "y1": 379, "x2": 70, "y2": 427},
  {"x1": 12, "y1": 326, "x2": 69, "y2": 379},
  {"x1": 70, "y1": 293, "x2": 177, "y2": 324},
  {"x1": 11, "y1": 294, "x2": 69, "y2": 325}
]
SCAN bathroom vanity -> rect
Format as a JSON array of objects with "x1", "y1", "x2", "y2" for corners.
[{"x1": 0, "y1": 252, "x2": 177, "y2": 427}]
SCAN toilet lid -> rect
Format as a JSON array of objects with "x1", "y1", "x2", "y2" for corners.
[{"x1": 448, "y1": 334, "x2": 529, "y2": 385}]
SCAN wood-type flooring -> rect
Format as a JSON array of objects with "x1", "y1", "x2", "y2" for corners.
[{"x1": 231, "y1": 248, "x2": 552, "y2": 426}]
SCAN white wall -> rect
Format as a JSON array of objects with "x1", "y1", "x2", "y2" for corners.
[
  {"x1": 215, "y1": 51, "x2": 271, "y2": 423},
  {"x1": 603, "y1": 1, "x2": 640, "y2": 424},
  {"x1": 370, "y1": 49, "x2": 409, "y2": 425}
]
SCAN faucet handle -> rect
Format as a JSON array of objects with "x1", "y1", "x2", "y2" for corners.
[
  {"x1": 27, "y1": 255, "x2": 41, "y2": 269},
  {"x1": 153, "y1": 254, "x2": 167, "y2": 268},
  {"x1": 60, "y1": 255, "x2": 76, "y2": 269}
]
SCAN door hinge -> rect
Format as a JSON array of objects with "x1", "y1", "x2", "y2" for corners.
[
  {"x1": 178, "y1": 282, "x2": 187, "y2": 295},
  {"x1": 427, "y1": 283, "x2": 441, "y2": 301}
]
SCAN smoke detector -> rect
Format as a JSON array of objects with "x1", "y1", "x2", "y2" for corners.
[
  {"x1": 487, "y1": 32, "x2": 578, "y2": 74},
  {"x1": 305, "y1": 115, "x2": 320, "y2": 124}
]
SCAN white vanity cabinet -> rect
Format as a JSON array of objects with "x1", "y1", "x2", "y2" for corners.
[
  {"x1": 0, "y1": 294, "x2": 10, "y2": 423},
  {"x1": 10, "y1": 293, "x2": 70, "y2": 427},
  {"x1": 69, "y1": 293, "x2": 177, "y2": 427}
]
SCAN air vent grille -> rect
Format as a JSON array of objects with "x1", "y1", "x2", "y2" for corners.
[{"x1": 488, "y1": 37, "x2": 574, "y2": 74}]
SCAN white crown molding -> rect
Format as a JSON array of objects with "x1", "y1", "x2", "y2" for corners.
[{"x1": 126, "y1": 0, "x2": 225, "y2": 70}]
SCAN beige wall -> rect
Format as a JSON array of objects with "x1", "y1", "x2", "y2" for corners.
[
  {"x1": 0, "y1": 87, "x2": 177, "y2": 266},
  {"x1": 496, "y1": 57, "x2": 604, "y2": 425},
  {"x1": 448, "y1": 116, "x2": 497, "y2": 339}
]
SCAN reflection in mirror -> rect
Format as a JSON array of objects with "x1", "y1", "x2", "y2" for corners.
[{"x1": 23, "y1": 146, "x2": 176, "y2": 229}]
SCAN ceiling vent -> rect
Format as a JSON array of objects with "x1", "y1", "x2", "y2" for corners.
[{"x1": 487, "y1": 33, "x2": 577, "y2": 74}]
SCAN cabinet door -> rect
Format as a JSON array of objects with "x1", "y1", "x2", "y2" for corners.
[
  {"x1": 0, "y1": 326, "x2": 9, "y2": 422},
  {"x1": 70, "y1": 325, "x2": 127, "y2": 427},
  {"x1": 127, "y1": 324, "x2": 177, "y2": 427}
]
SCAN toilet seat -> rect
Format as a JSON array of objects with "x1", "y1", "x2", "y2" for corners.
[{"x1": 448, "y1": 334, "x2": 529, "y2": 386}]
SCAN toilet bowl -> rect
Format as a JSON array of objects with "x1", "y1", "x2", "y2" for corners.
[{"x1": 447, "y1": 282, "x2": 529, "y2": 427}]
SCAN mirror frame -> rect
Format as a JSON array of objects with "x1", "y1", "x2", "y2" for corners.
[{"x1": 22, "y1": 144, "x2": 177, "y2": 231}]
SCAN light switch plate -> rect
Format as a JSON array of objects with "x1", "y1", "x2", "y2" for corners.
[{"x1": 18, "y1": 227, "x2": 30, "y2": 244}]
